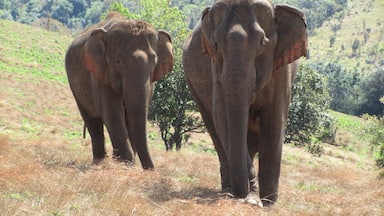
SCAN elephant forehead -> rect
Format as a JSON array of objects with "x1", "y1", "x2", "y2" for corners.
[{"x1": 108, "y1": 20, "x2": 156, "y2": 35}]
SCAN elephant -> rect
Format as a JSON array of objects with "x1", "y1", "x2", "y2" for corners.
[
  {"x1": 65, "y1": 12, "x2": 174, "y2": 170},
  {"x1": 182, "y1": 0, "x2": 307, "y2": 205}
]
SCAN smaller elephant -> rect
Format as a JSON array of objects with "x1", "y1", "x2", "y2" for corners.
[{"x1": 65, "y1": 12, "x2": 174, "y2": 169}]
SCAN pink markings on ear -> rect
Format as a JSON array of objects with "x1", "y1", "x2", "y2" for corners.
[
  {"x1": 83, "y1": 51, "x2": 97, "y2": 74},
  {"x1": 274, "y1": 39, "x2": 307, "y2": 72}
]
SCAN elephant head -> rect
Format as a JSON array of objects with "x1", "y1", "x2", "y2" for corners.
[
  {"x1": 196, "y1": 0, "x2": 307, "y2": 199},
  {"x1": 201, "y1": 0, "x2": 307, "y2": 95},
  {"x1": 83, "y1": 20, "x2": 174, "y2": 93}
]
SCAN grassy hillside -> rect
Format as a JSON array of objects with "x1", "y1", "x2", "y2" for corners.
[
  {"x1": 0, "y1": 19, "x2": 71, "y2": 82},
  {"x1": 307, "y1": 0, "x2": 384, "y2": 72},
  {"x1": 0, "y1": 19, "x2": 383, "y2": 215}
]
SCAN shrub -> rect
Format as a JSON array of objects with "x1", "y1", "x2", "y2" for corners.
[
  {"x1": 362, "y1": 114, "x2": 384, "y2": 168},
  {"x1": 285, "y1": 65, "x2": 333, "y2": 156}
]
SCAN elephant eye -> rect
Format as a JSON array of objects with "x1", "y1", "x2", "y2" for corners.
[{"x1": 115, "y1": 59, "x2": 121, "y2": 65}]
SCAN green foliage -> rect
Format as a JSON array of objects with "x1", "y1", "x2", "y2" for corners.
[
  {"x1": 357, "y1": 66, "x2": 384, "y2": 116},
  {"x1": 285, "y1": 65, "x2": 333, "y2": 155},
  {"x1": 274, "y1": 0, "x2": 348, "y2": 35},
  {"x1": 306, "y1": 138, "x2": 325, "y2": 157},
  {"x1": 351, "y1": 39, "x2": 360, "y2": 57},
  {"x1": 361, "y1": 114, "x2": 384, "y2": 168},
  {"x1": 109, "y1": 0, "x2": 205, "y2": 151},
  {"x1": 310, "y1": 62, "x2": 362, "y2": 115},
  {"x1": 149, "y1": 67, "x2": 205, "y2": 151},
  {"x1": 0, "y1": 19, "x2": 70, "y2": 82},
  {"x1": 310, "y1": 61, "x2": 384, "y2": 117},
  {"x1": 0, "y1": 0, "x2": 349, "y2": 36}
]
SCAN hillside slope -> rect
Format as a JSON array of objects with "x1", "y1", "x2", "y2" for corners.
[
  {"x1": 0, "y1": 19, "x2": 71, "y2": 82},
  {"x1": 0, "y1": 20, "x2": 383, "y2": 215},
  {"x1": 307, "y1": 0, "x2": 384, "y2": 72}
]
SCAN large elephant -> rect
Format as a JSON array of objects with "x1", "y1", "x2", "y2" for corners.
[
  {"x1": 65, "y1": 12, "x2": 174, "y2": 170},
  {"x1": 183, "y1": 0, "x2": 307, "y2": 204}
]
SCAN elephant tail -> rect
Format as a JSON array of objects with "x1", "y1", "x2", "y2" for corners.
[{"x1": 83, "y1": 123, "x2": 87, "y2": 139}]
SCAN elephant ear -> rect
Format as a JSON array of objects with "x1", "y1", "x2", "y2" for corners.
[
  {"x1": 83, "y1": 28, "x2": 108, "y2": 84},
  {"x1": 200, "y1": 7, "x2": 213, "y2": 56},
  {"x1": 274, "y1": 5, "x2": 308, "y2": 71},
  {"x1": 152, "y1": 30, "x2": 174, "y2": 82}
]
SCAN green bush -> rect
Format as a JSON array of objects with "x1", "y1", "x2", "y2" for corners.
[
  {"x1": 306, "y1": 139, "x2": 325, "y2": 157},
  {"x1": 285, "y1": 65, "x2": 333, "y2": 156},
  {"x1": 362, "y1": 114, "x2": 384, "y2": 168}
]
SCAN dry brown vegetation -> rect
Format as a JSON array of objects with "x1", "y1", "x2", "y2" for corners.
[{"x1": 1, "y1": 65, "x2": 383, "y2": 215}]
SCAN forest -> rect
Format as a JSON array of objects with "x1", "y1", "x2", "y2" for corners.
[{"x1": 1, "y1": 0, "x2": 349, "y2": 34}]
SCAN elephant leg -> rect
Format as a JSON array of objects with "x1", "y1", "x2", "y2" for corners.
[
  {"x1": 76, "y1": 102, "x2": 106, "y2": 163},
  {"x1": 247, "y1": 130, "x2": 259, "y2": 192},
  {"x1": 87, "y1": 118, "x2": 106, "y2": 163},
  {"x1": 202, "y1": 109, "x2": 231, "y2": 191},
  {"x1": 101, "y1": 93, "x2": 134, "y2": 163},
  {"x1": 213, "y1": 132, "x2": 231, "y2": 191},
  {"x1": 187, "y1": 80, "x2": 231, "y2": 190},
  {"x1": 258, "y1": 110, "x2": 284, "y2": 205}
]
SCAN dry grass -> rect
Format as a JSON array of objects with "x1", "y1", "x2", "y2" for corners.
[{"x1": 1, "y1": 68, "x2": 383, "y2": 216}]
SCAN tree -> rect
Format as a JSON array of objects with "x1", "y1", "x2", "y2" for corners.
[
  {"x1": 358, "y1": 66, "x2": 384, "y2": 116},
  {"x1": 84, "y1": 0, "x2": 104, "y2": 26},
  {"x1": 109, "y1": 0, "x2": 205, "y2": 151},
  {"x1": 362, "y1": 114, "x2": 384, "y2": 168},
  {"x1": 352, "y1": 39, "x2": 360, "y2": 57},
  {"x1": 149, "y1": 56, "x2": 205, "y2": 151},
  {"x1": 285, "y1": 65, "x2": 333, "y2": 155},
  {"x1": 310, "y1": 62, "x2": 362, "y2": 115}
]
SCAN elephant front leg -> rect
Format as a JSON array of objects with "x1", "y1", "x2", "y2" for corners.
[
  {"x1": 101, "y1": 94, "x2": 134, "y2": 163},
  {"x1": 258, "y1": 111, "x2": 284, "y2": 205}
]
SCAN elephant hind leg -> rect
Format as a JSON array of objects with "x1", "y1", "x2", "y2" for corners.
[
  {"x1": 77, "y1": 104, "x2": 106, "y2": 163},
  {"x1": 86, "y1": 118, "x2": 106, "y2": 164}
]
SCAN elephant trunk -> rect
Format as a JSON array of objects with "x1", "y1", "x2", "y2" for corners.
[
  {"x1": 222, "y1": 61, "x2": 255, "y2": 198},
  {"x1": 123, "y1": 74, "x2": 154, "y2": 170},
  {"x1": 223, "y1": 77, "x2": 250, "y2": 197},
  {"x1": 219, "y1": 23, "x2": 258, "y2": 198}
]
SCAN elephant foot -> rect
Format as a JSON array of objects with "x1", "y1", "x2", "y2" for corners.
[
  {"x1": 92, "y1": 154, "x2": 107, "y2": 165},
  {"x1": 219, "y1": 189, "x2": 263, "y2": 207},
  {"x1": 112, "y1": 149, "x2": 134, "y2": 165},
  {"x1": 221, "y1": 186, "x2": 232, "y2": 194},
  {"x1": 241, "y1": 193, "x2": 263, "y2": 207},
  {"x1": 260, "y1": 191, "x2": 278, "y2": 206},
  {"x1": 260, "y1": 197, "x2": 276, "y2": 207}
]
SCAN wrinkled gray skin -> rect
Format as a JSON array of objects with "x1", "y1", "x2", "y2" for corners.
[
  {"x1": 183, "y1": 0, "x2": 307, "y2": 205},
  {"x1": 65, "y1": 12, "x2": 174, "y2": 169}
]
